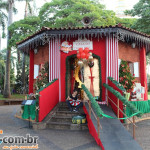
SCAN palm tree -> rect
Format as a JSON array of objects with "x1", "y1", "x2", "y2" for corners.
[
  {"x1": 0, "y1": 0, "x2": 8, "y2": 51},
  {"x1": 3, "y1": 0, "x2": 14, "y2": 98}
]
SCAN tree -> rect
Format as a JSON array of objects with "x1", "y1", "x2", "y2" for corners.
[
  {"x1": 0, "y1": 48, "x2": 16, "y2": 94},
  {"x1": 34, "y1": 62, "x2": 49, "y2": 91},
  {"x1": 8, "y1": 16, "x2": 40, "y2": 94},
  {"x1": 119, "y1": 60, "x2": 135, "y2": 93},
  {"x1": 18, "y1": 0, "x2": 34, "y2": 94},
  {"x1": 125, "y1": 0, "x2": 150, "y2": 34},
  {"x1": 3, "y1": 0, "x2": 14, "y2": 98},
  {"x1": 39, "y1": 0, "x2": 117, "y2": 28},
  {"x1": 0, "y1": 0, "x2": 8, "y2": 51},
  {"x1": 0, "y1": 49, "x2": 5, "y2": 93},
  {"x1": 115, "y1": 18, "x2": 137, "y2": 28}
]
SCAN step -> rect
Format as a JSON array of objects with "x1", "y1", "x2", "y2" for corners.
[
  {"x1": 59, "y1": 102, "x2": 68, "y2": 106},
  {"x1": 58, "y1": 106, "x2": 70, "y2": 111},
  {"x1": 47, "y1": 122, "x2": 88, "y2": 130},
  {"x1": 56, "y1": 111, "x2": 84, "y2": 117},
  {"x1": 50, "y1": 116, "x2": 72, "y2": 123}
]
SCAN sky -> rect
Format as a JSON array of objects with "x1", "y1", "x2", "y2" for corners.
[{"x1": 1, "y1": 0, "x2": 139, "y2": 49}]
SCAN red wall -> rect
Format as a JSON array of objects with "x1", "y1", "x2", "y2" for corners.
[
  {"x1": 60, "y1": 37, "x2": 106, "y2": 102},
  {"x1": 140, "y1": 47, "x2": 148, "y2": 100},
  {"x1": 39, "y1": 80, "x2": 59, "y2": 122},
  {"x1": 108, "y1": 80, "x2": 123, "y2": 122},
  {"x1": 83, "y1": 106, "x2": 104, "y2": 150},
  {"x1": 29, "y1": 49, "x2": 34, "y2": 94}
]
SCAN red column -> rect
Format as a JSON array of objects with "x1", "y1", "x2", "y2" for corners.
[
  {"x1": 140, "y1": 47, "x2": 148, "y2": 100},
  {"x1": 29, "y1": 50, "x2": 34, "y2": 94}
]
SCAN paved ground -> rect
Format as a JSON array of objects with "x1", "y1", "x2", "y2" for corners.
[
  {"x1": 0, "y1": 105, "x2": 100, "y2": 150},
  {"x1": 127, "y1": 120, "x2": 150, "y2": 150},
  {"x1": 0, "y1": 105, "x2": 150, "y2": 150}
]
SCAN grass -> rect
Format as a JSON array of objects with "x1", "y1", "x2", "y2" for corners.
[
  {"x1": 148, "y1": 92, "x2": 150, "y2": 100},
  {"x1": 0, "y1": 94, "x2": 25, "y2": 100}
]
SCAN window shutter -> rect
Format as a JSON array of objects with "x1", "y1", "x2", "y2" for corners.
[{"x1": 134, "y1": 62, "x2": 139, "y2": 77}]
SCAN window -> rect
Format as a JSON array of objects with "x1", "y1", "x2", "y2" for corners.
[{"x1": 129, "y1": 62, "x2": 139, "y2": 77}]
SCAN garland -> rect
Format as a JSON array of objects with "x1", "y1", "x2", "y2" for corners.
[
  {"x1": 126, "y1": 100, "x2": 150, "y2": 117},
  {"x1": 108, "y1": 77, "x2": 126, "y2": 92},
  {"x1": 81, "y1": 84, "x2": 103, "y2": 117},
  {"x1": 103, "y1": 83, "x2": 142, "y2": 117},
  {"x1": 65, "y1": 53, "x2": 102, "y2": 101}
]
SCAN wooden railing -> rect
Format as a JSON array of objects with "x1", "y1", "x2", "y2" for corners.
[
  {"x1": 86, "y1": 101, "x2": 102, "y2": 139},
  {"x1": 106, "y1": 95, "x2": 137, "y2": 139}
]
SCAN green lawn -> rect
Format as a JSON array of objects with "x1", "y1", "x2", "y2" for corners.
[
  {"x1": 148, "y1": 92, "x2": 150, "y2": 99},
  {"x1": 0, "y1": 94, "x2": 25, "y2": 100}
]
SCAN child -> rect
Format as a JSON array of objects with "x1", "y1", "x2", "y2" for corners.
[{"x1": 66, "y1": 89, "x2": 83, "y2": 112}]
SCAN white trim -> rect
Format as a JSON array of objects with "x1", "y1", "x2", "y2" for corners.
[
  {"x1": 116, "y1": 37, "x2": 119, "y2": 81},
  {"x1": 49, "y1": 41, "x2": 50, "y2": 82},
  {"x1": 51, "y1": 39, "x2": 52, "y2": 82},
  {"x1": 53, "y1": 38, "x2": 54, "y2": 80},
  {"x1": 59, "y1": 38, "x2": 61, "y2": 102},
  {"x1": 106, "y1": 36, "x2": 108, "y2": 102}
]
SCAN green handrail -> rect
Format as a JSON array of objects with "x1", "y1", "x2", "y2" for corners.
[
  {"x1": 81, "y1": 84, "x2": 103, "y2": 118},
  {"x1": 103, "y1": 83, "x2": 142, "y2": 117}
]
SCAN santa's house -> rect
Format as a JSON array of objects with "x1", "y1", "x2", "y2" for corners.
[{"x1": 17, "y1": 24, "x2": 150, "y2": 149}]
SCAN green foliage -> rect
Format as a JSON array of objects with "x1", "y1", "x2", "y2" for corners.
[
  {"x1": 8, "y1": 16, "x2": 40, "y2": 48},
  {"x1": 103, "y1": 83, "x2": 142, "y2": 117},
  {"x1": 0, "y1": 50, "x2": 5, "y2": 92},
  {"x1": 119, "y1": 60, "x2": 135, "y2": 92},
  {"x1": 34, "y1": 62, "x2": 49, "y2": 91},
  {"x1": 0, "y1": 49, "x2": 16, "y2": 93},
  {"x1": 14, "y1": 55, "x2": 29, "y2": 94},
  {"x1": 125, "y1": 0, "x2": 150, "y2": 34},
  {"x1": 0, "y1": 10, "x2": 7, "y2": 37},
  {"x1": 115, "y1": 18, "x2": 137, "y2": 28},
  {"x1": 81, "y1": 84, "x2": 103, "y2": 118},
  {"x1": 39, "y1": 0, "x2": 117, "y2": 28}
]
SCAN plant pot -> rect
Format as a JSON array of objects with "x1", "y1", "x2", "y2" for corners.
[{"x1": 125, "y1": 92, "x2": 130, "y2": 100}]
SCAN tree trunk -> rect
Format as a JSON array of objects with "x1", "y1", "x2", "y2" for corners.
[
  {"x1": 0, "y1": 31, "x2": 1, "y2": 51},
  {"x1": 3, "y1": 0, "x2": 14, "y2": 98},
  {"x1": 22, "y1": 53, "x2": 26, "y2": 94},
  {"x1": 21, "y1": 0, "x2": 28, "y2": 94},
  {"x1": 24, "y1": 1, "x2": 28, "y2": 18}
]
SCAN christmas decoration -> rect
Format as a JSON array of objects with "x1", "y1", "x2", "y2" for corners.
[
  {"x1": 88, "y1": 61, "x2": 94, "y2": 68},
  {"x1": 103, "y1": 83, "x2": 142, "y2": 117},
  {"x1": 119, "y1": 60, "x2": 135, "y2": 93},
  {"x1": 77, "y1": 47, "x2": 91, "y2": 60},
  {"x1": 108, "y1": 77, "x2": 126, "y2": 92},
  {"x1": 34, "y1": 62, "x2": 49, "y2": 91}
]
